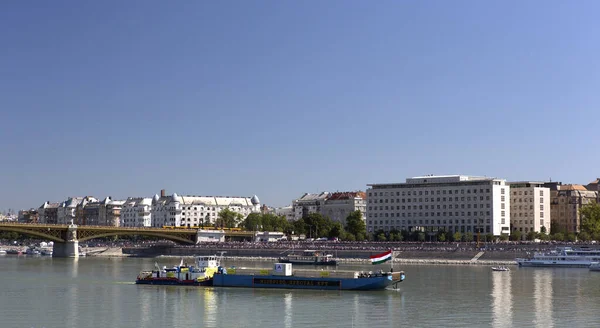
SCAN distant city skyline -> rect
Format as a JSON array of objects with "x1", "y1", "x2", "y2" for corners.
[{"x1": 2, "y1": 1, "x2": 600, "y2": 211}]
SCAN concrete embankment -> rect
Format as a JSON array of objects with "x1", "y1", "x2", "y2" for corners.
[{"x1": 114, "y1": 246, "x2": 522, "y2": 265}]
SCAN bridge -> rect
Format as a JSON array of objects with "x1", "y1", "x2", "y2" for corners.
[{"x1": 0, "y1": 222, "x2": 255, "y2": 257}]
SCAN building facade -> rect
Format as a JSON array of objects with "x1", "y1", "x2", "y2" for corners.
[
  {"x1": 292, "y1": 192, "x2": 330, "y2": 221},
  {"x1": 57, "y1": 197, "x2": 84, "y2": 224},
  {"x1": 18, "y1": 209, "x2": 39, "y2": 223},
  {"x1": 121, "y1": 198, "x2": 153, "y2": 227},
  {"x1": 151, "y1": 193, "x2": 261, "y2": 228},
  {"x1": 508, "y1": 182, "x2": 551, "y2": 237},
  {"x1": 546, "y1": 183, "x2": 598, "y2": 233},
  {"x1": 275, "y1": 206, "x2": 295, "y2": 221},
  {"x1": 106, "y1": 199, "x2": 125, "y2": 227},
  {"x1": 38, "y1": 202, "x2": 59, "y2": 224},
  {"x1": 366, "y1": 175, "x2": 511, "y2": 236},
  {"x1": 322, "y1": 192, "x2": 367, "y2": 226}
]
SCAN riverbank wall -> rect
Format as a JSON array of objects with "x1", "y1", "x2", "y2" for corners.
[{"x1": 115, "y1": 246, "x2": 523, "y2": 265}]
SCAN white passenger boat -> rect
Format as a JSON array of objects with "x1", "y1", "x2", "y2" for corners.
[
  {"x1": 516, "y1": 247, "x2": 600, "y2": 268},
  {"x1": 589, "y1": 262, "x2": 600, "y2": 272}
]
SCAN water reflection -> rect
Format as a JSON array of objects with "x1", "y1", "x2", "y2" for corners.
[
  {"x1": 203, "y1": 288, "x2": 217, "y2": 326},
  {"x1": 491, "y1": 270, "x2": 512, "y2": 328},
  {"x1": 284, "y1": 292, "x2": 292, "y2": 328},
  {"x1": 533, "y1": 270, "x2": 553, "y2": 327}
]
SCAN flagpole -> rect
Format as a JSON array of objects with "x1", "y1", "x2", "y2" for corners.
[{"x1": 390, "y1": 249, "x2": 394, "y2": 272}]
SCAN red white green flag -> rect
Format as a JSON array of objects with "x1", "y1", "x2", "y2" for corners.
[{"x1": 370, "y1": 250, "x2": 393, "y2": 265}]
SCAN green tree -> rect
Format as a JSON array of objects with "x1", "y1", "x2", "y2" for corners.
[
  {"x1": 578, "y1": 231, "x2": 591, "y2": 241},
  {"x1": 453, "y1": 232, "x2": 462, "y2": 242},
  {"x1": 526, "y1": 231, "x2": 537, "y2": 241},
  {"x1": 465, "y1": 232, "x2": 474, "y2": 242},
  {"x1": 376, "y1": 232, "x2": 387, "y2": 241},
  {"x1": 510, "y1": 230, "x2": 522, "y2": 241},
  {"x1": 215, "y1": 208, "x2": 244, "y2": 228},
  {"x1": 355, "y1": 232, "x2": 366, "y2": 241},
  {"x1": 241, "y1": 213, "x2": 262, "y2": 231},
  {"x1": 580, "y1": 203, "x2": 600, "y2": 237},
  {"x1": 343, "y1": 232, "x2": 356, "y2": 241},
  {"x1": 566, "y1": 232, "x2": 577, "y2": 242},
  {"x1": 485, "y1": 233, "x2": 494, "y2": 242},
  {"x1": 345, "y1": 211, "x2": 366, "y2": 238},
  {"x1": 328, "y1": 222, "x2": 345, "y2": 239},
  {"x1": 499, "y1": 233, "x2": 509, "y2": 241},
  {"x1": 540, "y1": 226, "x2": 547, "y2": 234},
  {"x1": 552, "y1": 232, "x2": 564, "y2": 241},
  {"x1": 437, "y1": 231, "x2": 446, "y2": 242}
]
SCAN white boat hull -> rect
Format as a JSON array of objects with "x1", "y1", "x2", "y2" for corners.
[{"x1": 517, "y1": 259, "x2": 592, "y2": 268}]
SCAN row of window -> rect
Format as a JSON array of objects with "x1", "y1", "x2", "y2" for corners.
[
  {"x1": 512, "y1": 190, "x2": 544, "y2": 196},
  {"x1": 369, "y1": 196, "x2": 495, "y2": 204},
  {"x1": 368, "y1": 218, "x2": 490, "y2": 225},
  {"x1": 370, "y1": 203, "x2": 492, "y2": 211},
  {"x1": 369, "y1": 210, "x2": 494, "y2": 218},
  {"x1": 512, "y1": 219, "x2": 545, "y2": 226},
  {"x1": 369, "y1": 188, "x2": 494, "y2": 197}
]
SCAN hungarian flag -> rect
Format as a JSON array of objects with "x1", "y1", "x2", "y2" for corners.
[{"x1": 370, "y1": 250, "x2": 393, "y2": 265}]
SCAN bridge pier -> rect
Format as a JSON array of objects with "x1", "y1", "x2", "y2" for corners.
[
  {"x1": 52, "y1": 241, "x2": 79, "y2": 258},
  {"x1": 52, "y1": 222, "x2": 79, "y2": 258}
]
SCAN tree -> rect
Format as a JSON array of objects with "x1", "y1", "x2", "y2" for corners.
[
  {"x1": 485, "y1": 233, "x2": 494, "y2": 242},
  {"x1": 540, "y1": 226, "x2": 547, "y2": 234},
  {"x1": 376, "y1": 232, "x2": 387, "y2": 242},
  {"x1": 215, "y1": 208, "x2": 244, "y2": 229},
  {"x1": 526, "y1": 231, "x2": 537, "y2": 241},
  {"x1": 510, "y1": 230, "x2": 522, "y2": 241},
  {"x1": 465, "y1": 232, "x2": 474, "y2": 242},
  {"x1": 437, "y1": 231, "x2": 446, "y2": 242},
  {"x1": 241, "y1": 213, "x2": 262, "y2": 231},
  {"x1": 345, "y1": 211, "x2": 366, "y2": 238},
  {"x1": 580, "y1": 203, "x2": 600, "y2": 237},
  {"x1": 328, "y1": 222, "x2": 345, "y2": 239},
  {"x1": 499, "y1": 233, "x2": 509, "y2": 241},
  {"x1": 578, "y1": 231, "x2": 591, "y2": 242},
  {"x1": 453, "y1": 232, "x2": 462, "y2": 242},
  {"x1": 552, "y1": 232, "x2": 564, "y2": 241}
]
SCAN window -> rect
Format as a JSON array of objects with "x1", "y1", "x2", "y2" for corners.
[
  {"x1": 540, "y1": 197, "x2": 543, "y2": 203},
  {"x1": 501, "y1": 211, "x2": 505, "y2": 217},
  {"x1": 501, "y1": 188, "x2": 505, "y2": 194},
  {"x1": 540, "y1": 205, "x2": 544, "y2": 211},
  {"x1": 540, "y1": 190, "x2": 544, "y2": 196},
  {"x1": 501, "y1": 196, "x2": 505, "y2": 202},
  {"x1": 540, "y1": 212, "x2": 544, "y2": 218}
]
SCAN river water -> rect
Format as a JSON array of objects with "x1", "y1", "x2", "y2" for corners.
[{"x1": 1, "y1": 255, "x2": 598, "y2": 328}]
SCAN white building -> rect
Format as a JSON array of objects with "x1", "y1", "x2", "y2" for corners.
[
  {"x1": 322, "y1": 192, "x2": 367, "y2": 226},
  {"x1": 274, "y1": 206, "x2": 295, "y2": 221},
  {"x1": 57, "y1": 197, "x2": 84, "y2": 224},
  {"x1": 508, "y1": 182, "x2": 551, "y2": 237},
  {"x1": 292, "y1": 192, "x2": 330, "y2": 221},
  {"x1": 197, "y1": 230, "x2": 226, "y2": 242},
  {"x1": 151, "y1": 193, "x2": 261, "y2": 228},
  {"x1": 121, "y1": 197, "x2": 153, "y2": 227},
  {"x1": 366, "y1": 175, "x2": 511, "y2": 236}
]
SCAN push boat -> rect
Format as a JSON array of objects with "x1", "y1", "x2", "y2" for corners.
[
  {"x1": 136, "y1": 255, "x2": 222, "y2": 286},
  {"x1": 516, "y1": 247, "x2": 600, "y2": 268},
  {"x1": 278, "y1": 249, "x2": 337, "y2": 266}
]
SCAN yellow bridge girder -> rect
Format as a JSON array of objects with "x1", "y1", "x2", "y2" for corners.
[{"x1": 0, "y1": 223, "x2": 255, "y2": 244}]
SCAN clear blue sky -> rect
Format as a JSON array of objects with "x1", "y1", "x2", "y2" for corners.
[{"x1": 1, "y1": 1, "x2": 599, "y2": 212}]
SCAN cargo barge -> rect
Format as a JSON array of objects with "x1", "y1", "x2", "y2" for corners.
[{"x1": 212, "y1": 263, "x2": 405, "y2": 290}]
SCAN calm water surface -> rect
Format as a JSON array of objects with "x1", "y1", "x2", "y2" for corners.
[{"x1": 1, "y1": 256, "x2": 599, "y2": 328}]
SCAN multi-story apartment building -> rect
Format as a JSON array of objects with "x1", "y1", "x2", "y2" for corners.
[
  {"x1": 121, "y1": 197, "x2": 153, "y2": 227},
  {"x1": 366, "y1": 175, "x2": 511, "y2": 236},
  {"x1": 38, "y1": 202, "x2": 59, "y2": 224},
  {"x1": 292, "y1": 192, "x2": 330, "y2": 220},
  {"x1": 151, "y1": 192, "x2": 261, "y2": 228},
  {"x1": 587, "y1": 178, "x2": 600, "y2": 202},
  {"x1": 17, "y1": 209, "x2": 39, "y2": 223},
  {"x1": 546, "y1": 182, "x2": 598, "y2": 233},
  {"x1": 322, "y1": 192, "x2": 367, "y2": 226},
  {"x1": 57, "y1": 197, "x2": 84, "y2": 224},
  {"x1": 106, "y1": 199, "x2": 125, "y2": 227},
  {"x1": 76, "y1": 196, "x2": 98, "y2": 225},
  {"x1": 275, "y1": 206, "x2": 295, "y2": 221},
  {"x1": 508, "y1": 182, "x2": 550, "y2": 237}
]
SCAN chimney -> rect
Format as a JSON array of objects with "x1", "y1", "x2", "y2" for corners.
[{"x1": 161, "y1": 189, "x2": 166, "y2": 197}]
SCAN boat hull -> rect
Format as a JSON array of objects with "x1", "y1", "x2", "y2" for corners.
[
  {"x1": 277, "y1": 259, "x2": 338, "y2": 266},
  {"x1": 517, "y1": 259, "x2": 592, "y2": 268},
  {"x1": 212, "y1": 273, "x2": 403, "y2": 291},
  {"x1": 135, "y1": 278, "x2": 213, "y2": 286}
]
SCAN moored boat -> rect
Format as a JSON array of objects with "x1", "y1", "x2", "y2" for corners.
[
  {"x1": 278, "y1": 249, "x2": 337, "y2": 266},
  {"x1": 589, "y1": 262, "x2": 600, "y2": 272},
  {"x1": 516, "y1": 247, "x2": 600, "y2": 268},
  {"x1": 136, "y1": 255, "x2": 221, "y2": 286},
  {"x1": 491, "y1": 266, "x2": 510, "y2": 272}
]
